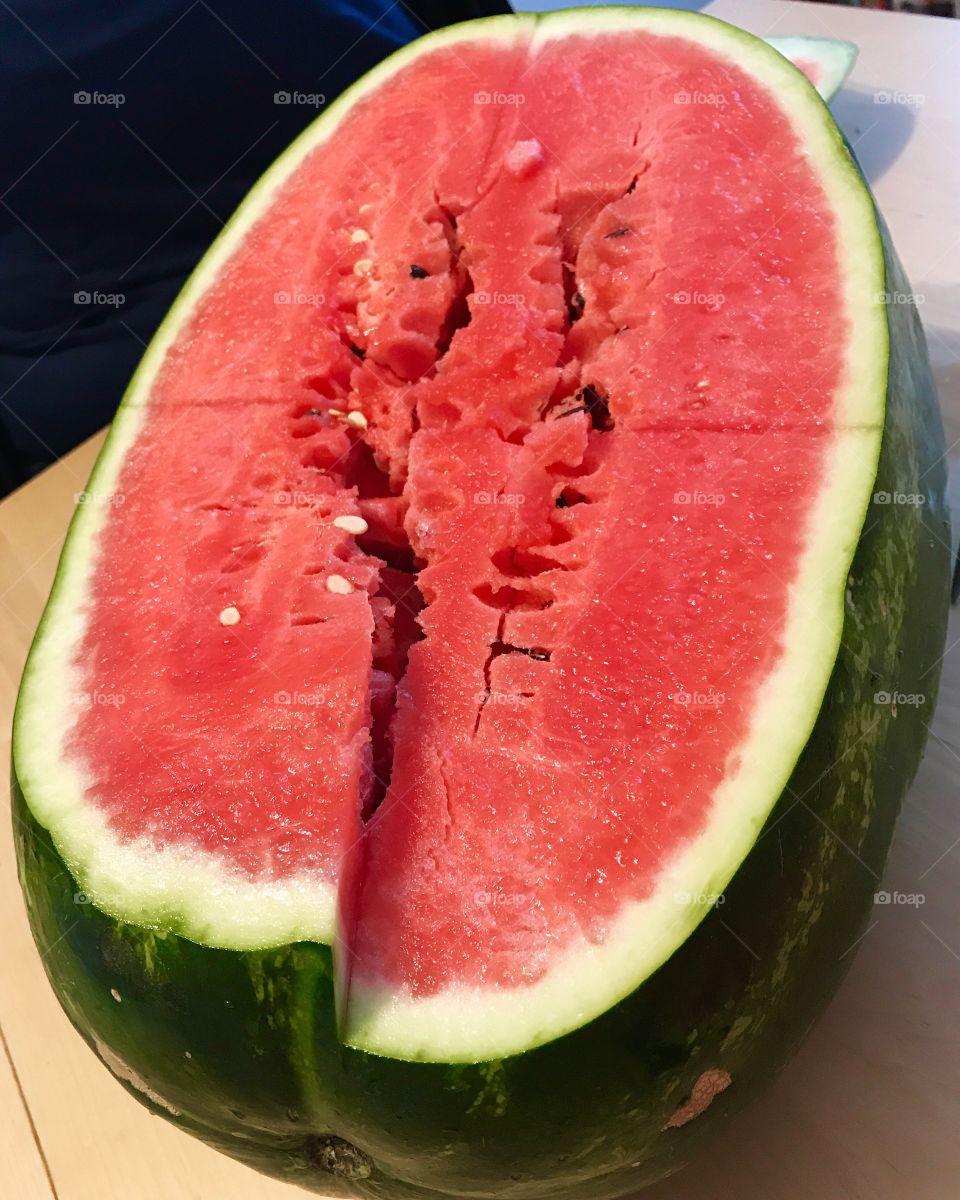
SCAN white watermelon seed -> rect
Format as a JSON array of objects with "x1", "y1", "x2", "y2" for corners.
[
  {"x1": 219, "y1": 606, "x2": 241, "y2": 626},
  {"x1": 353, "y1": 258, "x2": 373, "y2": 276},
  {"x1": 333, "y1": 515, "x2": 369, "y2": 535},
  {"x1": 110, "y1": 988, "x2": 122, "y2": 1003},
  {"x1": 346, "y1": 411, "x2": 368, "y2": 430},
  {"x1": 326, "y1": 574, "x2": 355, "y2": 595},
  {"x1": 350, "y1": 229, "x2": 370, "y2": 243}
]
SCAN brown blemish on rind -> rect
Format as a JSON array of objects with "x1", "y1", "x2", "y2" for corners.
[
  {"x1": 662, "y1": 1068, "x2": 732, "y2": 1129},
  {"x1": 306, "y1": 1135, "x2": 374, "y2": 1181}
]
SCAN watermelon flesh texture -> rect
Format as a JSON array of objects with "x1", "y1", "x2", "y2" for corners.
[{"x1": 18, "y1": 11, "x2": 889, "y2": 1065}]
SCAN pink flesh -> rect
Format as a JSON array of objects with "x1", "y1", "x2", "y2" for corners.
[
  {"x1": 793, "y1": 57, "x2": 823, "y2": 86},
  {"x1": 71, "y1": 29, "x2": 847, "y2": 992}
]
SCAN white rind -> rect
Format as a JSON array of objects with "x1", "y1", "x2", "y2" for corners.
[
  {"x1": 15, "y1": 9, "x2": 887, "y2": 1050},
  {"x1": 766, "y1": 35, "x2": 859, "y2": 102}
]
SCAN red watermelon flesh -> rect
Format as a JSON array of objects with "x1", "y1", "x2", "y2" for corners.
[
  {"x1": 792, "y1": 58, "x2": 822, "y2": 86},
  {"x1": 46, "y1": 19, "x2": 880, "y2": 1060}
]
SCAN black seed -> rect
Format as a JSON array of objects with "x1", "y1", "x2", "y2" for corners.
[
  {"x1": 555, "y1": 494, "x2": 569, "y2": 508},
  {"x1": 578, "y1": 384, "x2": 613, "y2": 431},
  {"x1": 409, "y1": 264, "x2": 429, "y2": 279},
  {"x1": 306, "y1": 1135, "x2": 374, "y2": 1182},
  {"x1": 568, "y1": 291, "x2": 585, "y2": 324},
  {"x1": 348, "y1": 342, "x2": 365, "y2": 360},
  {"x1": 605, "y1": 226, "x2": 631, "y2": 239}
]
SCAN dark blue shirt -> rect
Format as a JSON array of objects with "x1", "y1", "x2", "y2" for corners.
[{"x1": 0, "y1": 1, "x2": 509, "y2": 491}]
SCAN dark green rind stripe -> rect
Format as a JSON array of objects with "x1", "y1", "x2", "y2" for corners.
[{"x1": 12, "y1": 210, "x2": 949, "y2": 1197}]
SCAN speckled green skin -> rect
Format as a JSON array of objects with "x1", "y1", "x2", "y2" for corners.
[{"x1": 12, "y1": 209, "x2": 949, "y2": 1196}]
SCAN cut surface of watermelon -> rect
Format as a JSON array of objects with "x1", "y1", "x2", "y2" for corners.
[
  {"x1": 15, "y1": 9, "x2": 887, "y2": 1063},
  {"x1": 766, "y1": 35, "x2": 858, "y2": 101}
]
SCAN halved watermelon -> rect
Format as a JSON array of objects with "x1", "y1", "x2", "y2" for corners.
[
  {"x1": 767, "y1": 35, "x2": 858, "y2": 101},
  {"x1": 13, "y1": 8, "x2": 948, "y2": 1197}
]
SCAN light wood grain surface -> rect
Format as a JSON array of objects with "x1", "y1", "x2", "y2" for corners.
[{"x1": 2, "y1": 2, "x2": 959, "y2": 1197}]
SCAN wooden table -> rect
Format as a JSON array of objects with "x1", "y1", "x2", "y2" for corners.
[{"x1": 2, "y1": 2, "x2": 958, "y2": 1197}]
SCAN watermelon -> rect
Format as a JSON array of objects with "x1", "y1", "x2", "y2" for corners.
[
  {"x1": 13, "y1": 8, "x2": 948, "y2": 1197},
  {"x1": 766, "y1": 35, "x2": 858, "y2": 101}
]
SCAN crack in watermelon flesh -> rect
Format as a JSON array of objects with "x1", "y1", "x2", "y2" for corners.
[{"x1": 23, "y1": 13, "x2": 886, "y2": 1060}]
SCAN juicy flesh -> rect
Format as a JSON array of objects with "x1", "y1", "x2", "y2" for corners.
[{"x1": 70, "y1": 30, "x2": 847, "y2": 997}]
